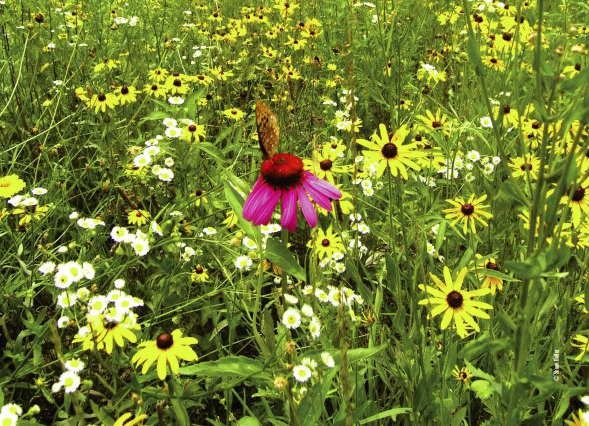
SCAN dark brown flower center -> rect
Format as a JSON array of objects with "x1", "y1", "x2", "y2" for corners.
[
  {"x1": 486, "y1": 262, "x2": 499, "y2": 270},
  {"x1": 195, "y1": 266, "x2": 204, "y2": 274},
  {"x1": 173, "y1": 79, "x2": 182, "y2": 87},
  {"x1": 459, "y1": 372, "x2": 468, "y2": 380},
  {"x1": 575, "y1": 63, "x2": 582, "y2": 71},
  {"x1": 156, "y1": 332, "x2": 174, "y2": 349},
  {"x1": 121, "y1": 86, "x2": 129, "y2": 95},
  {"x1": 195, "y1": 189, "x2": 203, "y2": 196},
  {"x1": 532, "y1": 121, "x2": 540, "y2": 129},
  {"x1": 446, "y1": 290, "x2": 464, "y2": 308},
  {"x1": 572, "y1": 186, "x2": 585, "y2": 202},
  {"x1": 151, "y1": 84, "x2": 158, "y2": 90},
  {"x1": 503, "y1": 105, "x2": 511, "y2": 114},
  {"x1": 381, "y1": 143, "x2": 398, "y2": 159},
  {"x1": 188, "y1": 124, "x2": 197, "y2": 132},
  {"x1": 320, "y1": 159, "x2": 333, "y2": 171},
  {"x1": 502, "y1": 32, "x2": 513, "y2": 41},
  {"x1": 321, "y1": 238, "x2": 330, "y2": 247},
  {"x1": 261, "y1": 154, "x2": 304, "y2": 188},
  {"x1": 98, "y1": 93, "x2": 107, "y2": 101},
  {"x1": 461, "y1": 203, "x2": 475, "y2": 215},
  {"x1": 520, "y1": 163, "x2": 533, "y2": 171},
  {"x1": 432, "y1": 121, "x2": 442, "y2": 128}
]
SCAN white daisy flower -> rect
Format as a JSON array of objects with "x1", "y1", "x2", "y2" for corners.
[
  {"x1": 309, "y1": 316, "x2": 321, "y2": 338},
  {"x1": 321, "y1": 352, "x2": 335, "y2": 368},
  {"x1": 31, "y1": 187, "x2": 48, "y2": 195},
  {"x1": 282, "y1": 308, "x2": 301, "y2": 329},
  {"x1": 64, "y1": 358, "x2": 85, "y2": 373},
  {"x1": 301, "y1": 304, "x2": 314, "y2": 317},
  {"x1": 131, "y1": 238, "x2": 150, "y2": 256},
  {"x1": 57, "y1": 316, "x2": 70, "y2": 328},
  {"x1": 59, "y1": 261, "x2": 84, "y2": 282},
  {"x1": 88, "y1": 296, "x2": 108, "y2": 315},
  {"x1": 56, "y1": 292, "x2": 77, "y2": 308},
  {"x1": 54, "y1": 270, "x2": 74, "y2": 289},
  {"x1": 284, "y1": 294, "x2": 298, "y2": 305},
  {"x1": 114, "y1": 278, "x2": 125, "y2": 289},
  {"x1": 110, "y1": 226, "x2": 129, "y2": 243},
  {"x1": 165, "y1": 127, "x2": 182, "y2": 138},
  {"x1": 1, "y1": 404, "x2": 22, "y2": 417},
  {"x1": 58, "y1": 371, "x2": 81, "y2": 393},
  {"x1": 0, "y1": 413, "x2": 18, "y2": 426},
  {"x1": 82, "y1": 262, "x2": 95, "y2": 279},
  {"x1": 234, "y1": 255, "x2": 253, "y2": 271},
  {"x1": 163, "y1": 117, "x2": 178, "y2": 127},
  {"x1": 292, "y1": 365, "x2": 312, "y2": 383},
  {"x1": 133, "y1": 153, "x2": 152, "y2": 168},
  {"x1": 38, "y1": 261, "x2": 56, "y2": 275}
]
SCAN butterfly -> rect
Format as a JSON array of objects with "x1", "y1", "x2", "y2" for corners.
[{"x1": 255, "y1": 101, "x2": 280, "y2": 160}]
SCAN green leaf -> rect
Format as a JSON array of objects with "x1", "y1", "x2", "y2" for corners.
[
  {"x1": 298, "y1": 368, "x2": 337, "y2": 426},
  {"x1": 505, "y1": 253, "x2": 546, "y2": 279},
  {"x1": 223, "y1": 179, "x2": 257, "y2": 240},
  {"x1": 237, "y1": 417, "x2": 262, "y2": 426},
  {"x1": 462, "y1": 334, "x2": 509, "y2": 361},
  {"x1": 338, "y1": 344, "x2": 387, "y2": 364},
  {"x1": 465, "y1": 35, "x2": 484, "y2": 76},
  {"x1": 179, "y1": 356, "x2": 271, "y2": 381},
  {"x1": 498, "y1": 180, "x2": 530, "y2": 208},
  {"x1": 265, "y1": 238, "x2": 306, "y2": 282},
  {"x1": 358, "y1": 407, "x2": 412, "y2": 424},
  {"x1": 470, "y1": 380, "x2": 494, "y2": 400},
  {"x1": 138, "y1": 110, "x2": 169, "y2": 124},
  {"x1": 196, "y1": 142, "x2": 223, "y2": 162}
]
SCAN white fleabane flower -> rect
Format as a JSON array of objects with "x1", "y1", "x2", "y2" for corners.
[
  {"x1": 480, "y1": 116, "x2": 493, "y2": 128},
  {"x1": 165, "y1": 127, "x2": 182, "y2": 138},
  {"x1": 150, "y1": 221, "x2": 163, "y2": 236},
  {"x1": 56, "y1": 292, "x2": 77, "y2": 308},
  {"x1": 242, "y1": 236, "x2": 258, "y2": 250},
  {"x1": 0, "y1": 413, "x2": 18, "y2": 426},
  {"x1": 315, "y1": 289, "x2": 329, "y2": 303},
  {"x1": 321, "y1": 352, "x2": 335, "y2": 368},
  {"x1": 132, "y1": 238, "x2": 150, "y2": 256},
  {"x1": 58, "y1": 371, "x2": 81, "y2": 393},
  {"x1": 54, "y1": 270, "x2": 73, "y2": 289},
  {"x1": 156, "y1": 168, "x2": 174, "y2": 182},
  {"x1": 8, "y1": 195, "x2": 23, "y2": 207},
  {"x1": 31, "y1": 187, "x2": 48, "y2": 195},
  {"x1": 1, "y1": 404, "x2": 22, "y2": 417},
  {"x1": 82, "y1": 262, "x2": 95, "y2": 279},
  {"x1": 168, "y1": 96, "x2": 184, "y2": 105},
  {"x1": 293, "y1": 365, "x2": 312, "y2": 383},
  {"x1": 492, "y1": 156, "x2": 501, "y2": 165},
  {"x1": 309, "y1": 317, "x2": 321, "y2": 338},
  {"x1": 39, "y1": 261, "x2": 56, "y2": 275},
  {"x1": 235, "y1": 255, "x2": 253, "y2": 271},
  {"x1": 76, "y1": 287, "x2": 90, "y2": 300},
  {"x1": 163, "y1": 118, "x2": 178, "y2": 127},
  {"x1": 426, "y1": 242, "x2": 436, "y2": 255},
  {"x1": 202, "y1": 227, "x2": 217, "y2": 236},
  {"x1": 483, "y1": 163, "x2": 495, "y2": 175},
  {"x1": 334, "y1": 262, "x2": 346, "y2": 273},
  {"x1": 57, "y1": 246, "x2": 68, "y2": 253},
  {"x1": 110, "y1": 226, "x2": 129, "y2": 242},
  {"x1": 59, "y1": 261, "x2": 84, "y2": 282},
  {"x1": 164, "y1": 157, "x2": 174, "y2": 167},
  {"x1": 88, "y1": 296, "x2": 108, "y2": 315},
  {"x1": 57, "y1": 316, "x2": 70, "y2": 328},
  {"x1": 69, "y1": 211, "x2": 79, "y2": 219},
  {"x1": 144, "y1": 146, "x2": 160, "y2": 157},
  {"x1": 134, "y1": 154, "x2": 152, "y2": 168},
  {"x1": 284, "y1": 294, "x2": 298, "y2": 305},
  {"x1": 301, "y1": 304, "x2": 314, "y2": 317},
  {"x1": 282, "y1": 308, "x2": 301, "y2": 329},
  {"x1": 22, "y1": 197, "x2": 38, "y2": 207},
  {"x1": 466, "y1": 150, "x2": 480, "y2": 162},
  {"x1": 114, "y1": 278, "x2": 125, "y2": 289},
  {"x1": 64, "y1": 358, "x2": 85, "y2": 373}
]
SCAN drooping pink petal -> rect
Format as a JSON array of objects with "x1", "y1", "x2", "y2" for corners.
[
  {"x1": 302, "y1": 171, "x2": 342, "y2": 200},
  {"x1": 281, "y1": 187, "x2": 298, "y2": 233},
  {"x1": 301, "y1": 176, "x2": 333, "y2": 211},
  {"x1": 243, "y1": 176, "x2": 280, "y2": 225},
  {"x1": 252, "y1": 186, "x2": 282, "y2": 226},
  {"x1": 295, "y1": 185, "x2": 317, "y2": 229}
]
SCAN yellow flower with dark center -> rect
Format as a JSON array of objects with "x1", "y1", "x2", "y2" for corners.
[
  {"x1": 452, "y1": 366, "x2": 473, "y2": 387},
  {"x1": 560, "y1": 177, "x2": 589, "y2": 227},
  {"x1": 73, "y1": 315, "x2": 139, "y2": 354},
  {"x1": 415, "y1": 110, "x2": 450, "y2": 135},
  {"x1": 132, "y1": 329, "x2": 199, "y2": 380},
  {"x1": 508, "y1": 154, "x2": 542, "y2": 180},
  {"x1": 470, "y1": 255, "x2": 503, "y2": 295},
  {"x1": 165, "y1": 76, "x2": 190, "y2": 95},
  {"x1": 303, "y1": 143, "x2": 350, "y2": 185},
  {"x1": 444, "y1": 194, "x2": 493, "y2": 234},
  {"x1": 144, "y1": 83, "x2": 168, "y2": 99},
  {"x1": 0, "y1": 175, "x2": 26, "y2": 198},
  {"x1": 418, "y1": 267, "x2": 493, "y2": 337},
  {"x1": 482, "y1": 55, "x2": 505, "y2": 72},
  {"x1": 180, "y1": 122, "x2": 206, "y2": 143},
  {"x1": 222, "y1": 108, "x2": 245, "y2": 120},
  {"x1": 89, "y1": 92, "x2": 118, "y2": 113},
  {"x1": 191, "y1": 264, "x2": 209, "y2": 282},
  {"x1": 357, "y1": 123, "x2": 423, "y2": 179},
  {"x1": 307, "y1": 227, "x2": 345, "y2": 260},
  {"x1": 128, "y1": 210, "x2": 150, "y2": 226},
  {"x1": 116, "y1": 85, "x2": 140, "y2": 105},
  {"x1": 148, "y1": 67, "x2": 168, "y2": 82},
  {"x1": 105, "y1": 413, "x2": 148, "y2": 426},
  {"x1": 191, "y1": 189, "x2": 208, "y2": 207}
]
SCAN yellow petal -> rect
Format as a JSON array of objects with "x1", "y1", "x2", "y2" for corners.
[{"x1": 157, "y1": 351, "x2": 168, "y2": 380}]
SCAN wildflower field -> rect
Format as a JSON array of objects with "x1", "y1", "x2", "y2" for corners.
[{"x1": 2, "y1": 0, "x2": 589, "y2": 424}]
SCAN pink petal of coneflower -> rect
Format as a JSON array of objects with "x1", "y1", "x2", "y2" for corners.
[
  {"x1": 253, "y1": 186, "x2": 281, "y2": 226},
  {"x1": 295, "y1": 185, "x2": 317, "y2": 228},
  {"x1": 281, "y1": 188, "x2": 298, "y2": 233},
  {"x1": 301, "y1": 177, "x2": 333, "y2": 211},
  {"x1": 303, "y1": 171, "x2": 342, "y2": 200},
  {"x1": 243, "y1": 176, "x2": 280, "y2": 225}
]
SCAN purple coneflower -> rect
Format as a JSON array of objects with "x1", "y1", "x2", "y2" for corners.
[{"x1": 243, "y1": 153, "x2": 342, "y2": 232}]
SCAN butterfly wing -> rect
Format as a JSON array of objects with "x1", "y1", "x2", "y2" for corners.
[{"x1": 256, "y1": 101, "x2": 280, "y2": 160}]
